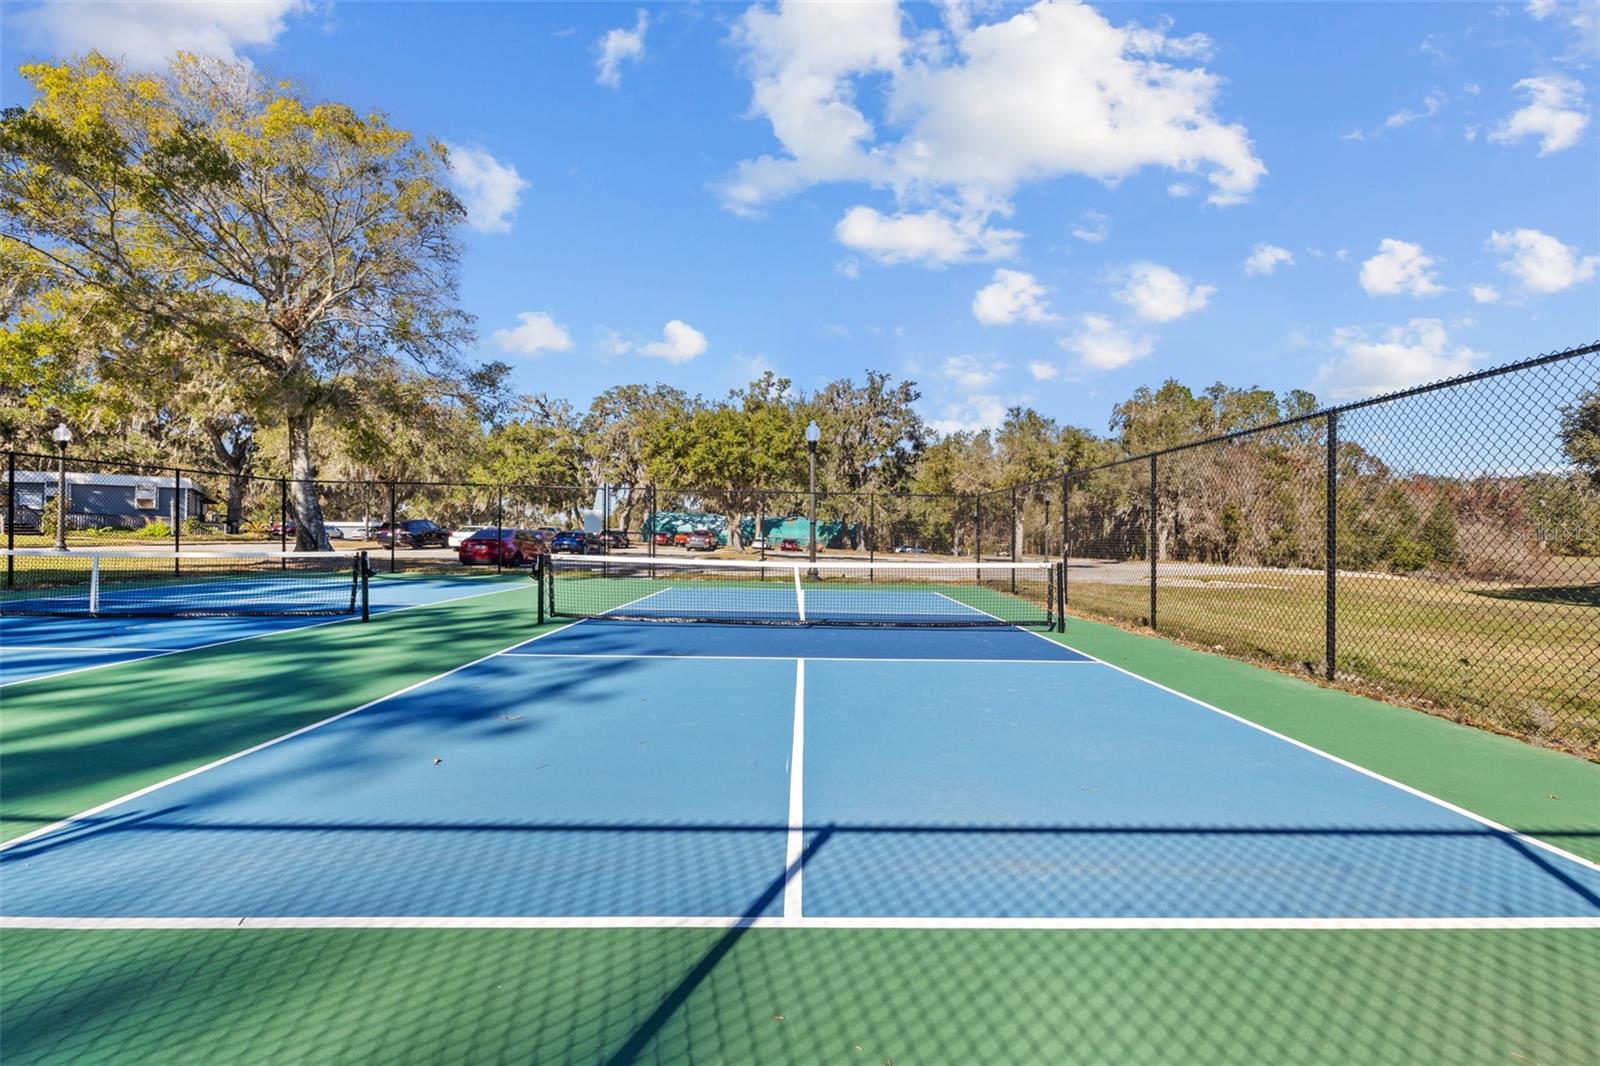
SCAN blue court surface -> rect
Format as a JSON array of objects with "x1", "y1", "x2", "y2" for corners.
[
  {"x1": 3, "y1": 616, "x2": 1598, "y2": 925},
  {"x1": 0, "y1": 573, "x2": 528, "y2": 687}
]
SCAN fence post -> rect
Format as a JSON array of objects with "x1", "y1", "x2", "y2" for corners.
[
  {"x1": 495, "y1": 485, "x2": 505, "y2": 573},
  {"x1": 602, "y1": 484, "x2": 610, "y2": 555},
  {"x1": 1061, "y1": 473, "x2": 1070, "y2": 609},
  {"x1": 6, "y1": 451, "x2": 14, "y2": 588},
  {"x1": 1010, "y1": 486, "x2": 1019, "y2": 592},
  {"x1": 1148, "y1": 455, "x2": 1158, "y2": 630},
  {"x1": 974, "y1": 495, "x2": 983, "y2": 562},
  {"x1": 1325, "y1": 411, "x2": 1339, "y2": 681},
  {"x1": 386, "y1": 480, "x2": 397, "y2": 574},
  {"x1": 279, "y1": 478, "x2": 288, "y2": 558},
  {"x1": 868, "y1": 494, "x2": 876, "y2": 577},
  {"x1": 172, "y1": 467, "x2": 182, "y2": 571},
  {"x1": 647, "y1": 485, "x2": 657, "y2": 558}
]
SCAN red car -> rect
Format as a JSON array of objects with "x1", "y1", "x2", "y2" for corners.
[
  {"x1": 653, "y1": 531, "x2": 671, "y2": 546},
  {"x1": 457, "y1": 528, "x2": 546, "y2": 566},
  {"x1": 779, "y1": 538, "x2": 801, "y2": 552}
]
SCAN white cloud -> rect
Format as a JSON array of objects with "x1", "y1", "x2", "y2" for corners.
[
  {"x1": 1384, "y1": 89, "x2": 1448, "y2": 129},
  {"x1": 1489, "y1": 228, "x2": 1598, "y2": 293},
  {"x1": 1489, "y1": 76, "x2": 1589, "y2": 154},
  {"x1": 8, "y1": 0, "x2": 304, "y2": 68},
  {"x1": 1114, "y1": 262, "x2": 1214, "y2": 322},
  {"x1": 1166, "y1": 182, "x2": 1194, "y2": 197},
  {"x1": 638, "y1": 320, "x2": 709, "y2": 363},
  {"x1": 1316, "y1": 319, "x2": 1482, "y2": 400},
  {"x1": 1027, "y1": 360, "x2": 1061, "y2": 381},
  {"x1": 1527, "y1": 1, "x2": 1600, "y2": 62},
  {"x1": 972, "y1": 269, "x2": 1055, "y2": 325},
  {"x1": 1470, "y1": 283, "x2": 1501, "y2": 304},
  {"x1": 596, "y1": 9, "x2": 649, "y2": 89},
  {"x1": 929, "y1": 394, "x2": 1008, "y2": 436},
  {"x1": 444, "y1": 144, "x2": 530, "y2": 234},
  {"x1": 1060, "y1": 313, "x2": 1154, "y2": 370},
  {"x1": 1359, "y1": 238, "x2": 1444, "y2": 297},
  {"x1": 941, "y1": 354, "x2": 1002, "y2": 389},
  {"x1": 492, "y1": 312, "x2": 574, "y2": 356},
  {"x1": 1070, "y1": 210, "x2": 1110, "y2": 243},
  {"x1": 721, "y1": 0, "x2": 1264, "y2": 245},
  {"x1": 836, "y1": 258, "x2": 861, "y2": 279},
  {"x1": 1527, "y1": 0, "x2": 1560, "y2": 17},
  {"x1": 1244, "y1": 243, "x2": 1294, "y2": 276},
  {"x1": 833, "y1": 206, "x2": 1019, "y2": 265}
]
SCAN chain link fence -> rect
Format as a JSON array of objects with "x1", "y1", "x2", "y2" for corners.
[{"x1": 7, "y1": 344, "x2": 1593, "y2": 750}]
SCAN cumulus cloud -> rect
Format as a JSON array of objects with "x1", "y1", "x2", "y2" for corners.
[
  {"x1": 444, "y1": 144, "x2": 530, "y2": 234},
  {"x1": 1316, "y1": 319, "x2": 1482, "y2": 400},
  {"x1": 1114, "y1": 262, "x2": 1214, "y2": 322},
  {"x1": 1071, "y1": 210, "x2": 1110, "y2": 243},
  {"x1": 1244, "y1": 243, "x2": 1294, "y2": 276},
  {"x1": 972, "y1": 269, "x2": 1056, "y2": 325},
  {"x1": 1027, "y1": 360, "x2": 1061, "y2": 381},
  {"x1": 834, "y1": 206, "x2": 1019, "y2": 265},
  {"x1": 7, "y1": 0, "x2": 305, "y2": 68},
  {"x1": 1489, "y1": 76, "x2": 1589, "y2": 155},
  {"x1": 1359, "y1": 238, "x2": 1444, "y2": 297},
  {"x1": 721, "y1": 0, "x2": 1264, "y2": 249},
  {"x1": 492, "y1": 312, "x2": 574, "y2": 356},
  {"x1": 1489, "y1": 228, "x2": 1598, "y2": 293},
  {"x1": 928, "y1": 394, "x2": 1008, "y2": 436},
  {"x1": 1470, "y1": 283, "x2": 1501, "y2": 304},
  {"x1": 1059, "y1": 313, "x2": 1154, "y2": 370},
  {"x1": 941, "y1": 354, "x2": 1002, "y2": 389},
  {"x1": 596, "y1": 9, "x2": 649, "y2": 89},
  {"x1": 638, "y1": 320, "x2": 709, "y2": 363}
]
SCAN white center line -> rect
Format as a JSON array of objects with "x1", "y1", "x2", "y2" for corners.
[{"x1": 783, "y1": 658, "x2": 806, "y2": 919}]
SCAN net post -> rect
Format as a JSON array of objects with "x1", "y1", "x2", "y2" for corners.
[
  {"x1": 172, "y1": 467, "x2": 182, "y2": 573},
  {"x1": 1055, "y1": 561, "x2": 1065, "y2": 633},
  {"x1": 1148, "y1": 455, "x2": 1158, "y2": 630},
  {"x1": 358, "y1": 550, "x2": 370, "y2": 621},
  {"x1": 537, "y1": 553, "x2": 549, "y2": 624},
  {"x1": 6, "y1": 451, "x2": 14, "y2": 589},
  {"x1": 88, "y1": 553, "x2": 101, "y2": 615},
  {"x1": 1325, "y1": 411, "x2": 1338, "y2": 681}
]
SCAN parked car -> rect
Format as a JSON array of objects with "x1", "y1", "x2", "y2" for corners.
[
  {"x1": 449, "y1": 525, "x2": 490, "y2": 549},
  {"x1": 457, "y1": 527, "x2": 546, "y2": 566},
  {"x1": 374, "y1": 519, "x2": 449, "y2": 549},
  {"x1": 601, "y1": 529, "x2": 630, "y2": 548},
  {"x1": 684, "y1": 529, "x2": 717, "y2": 552},
  {"x1": 892, "y1": 545, "x2": 931, "y2": 554},
  {"x1": 779, "y1": 538, "x2": 801, "y2": 552},
  {"x1": 673, "y1": 532, "x2": 690, "y2": 547},
  {"x1": 534, "y1": 526, "x2": 559, "y2": 542},
  {"x1": 270, "y1": 520, "x2": 296, "y2": 537},
  {"x1": 550, "y1": 529, "x2": 601, "y2": 554},
  {"x1": 653, "y1": 531, "x2": 672, "y2": 546}
]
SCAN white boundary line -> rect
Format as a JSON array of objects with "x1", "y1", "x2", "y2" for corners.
[
  {"x1": 0, "y1": 644, "x2": 182, "y2": 654},
  {"x1": 0, "y1": 616, "x2": 586, "y2": 854},
  {"x1": 0, "y1": 582, "x2": 671, "y2": 853},
  {"x1": 3, "y1": 915, "x2": 1595, "y2": 931},
  {"x1": 502, "y1": 652, "x2": 1091, "y2": 665},
  {"x1": 783, "y1": 659, "x2": 806, "y2": 919},
  {"x1": 938, "y1": 592, "x2": 1600, "y2": 875},
  {"x1": 0, "y1": 579, "x2": 533, "y2": 690}
]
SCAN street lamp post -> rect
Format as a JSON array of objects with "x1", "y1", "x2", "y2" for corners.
[
  {"x1": 51, "y1": 423, "x2": 72, "y2": 551},
  {"x1": 805, "y1": 420, "x2": 820, "y2": 567}
]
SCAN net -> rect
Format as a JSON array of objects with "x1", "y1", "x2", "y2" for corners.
[
  {"x1": 542, "y1": 556, "x2": 1061, "y2": 628},
  {"x1": 0, "y1": 549, "x2": 367, "y2": 618}
]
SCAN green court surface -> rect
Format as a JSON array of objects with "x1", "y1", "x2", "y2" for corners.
[{"x1": 3, "y1": 588, "x2": 1597, "y2": 1064}]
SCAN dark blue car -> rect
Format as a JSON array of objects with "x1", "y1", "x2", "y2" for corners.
[{"x1": 549, "y1": 529, "x2": 599, "y2": 554}]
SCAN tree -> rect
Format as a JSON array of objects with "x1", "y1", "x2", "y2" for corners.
[
  {"x1": 581, "y1": 383, "x2": 697, "y2": 531},
  {"x1": 1418, "y1": 497, "x2": 1460, "y2": 568},
  {"x1": 1, "y1": 53, "x2": 474, "y2": 548},
  {"x1": 808, "y1": 371, "x2": 926, "y2": 494},
  {"x1": 1560, "y1": 387, "x2": 1600, "y2": 488}
]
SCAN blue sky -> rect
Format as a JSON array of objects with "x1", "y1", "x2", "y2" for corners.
[{"x1": 3, "y1": 1, "x2": 1597, "y2": 437}]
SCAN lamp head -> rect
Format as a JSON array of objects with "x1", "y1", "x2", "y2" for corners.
[
  {"x1": 805, "y1": 420, "x2": 820, "y2": 445},
  {"x1": 52, "y1": 423, "x2": 73, "y2": 446}
]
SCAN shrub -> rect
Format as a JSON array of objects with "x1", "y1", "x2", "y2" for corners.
[
  {"x1": 136, "y1": 520, "x2": 173, "y2": 538},
  {"x1": 1388, "y1": 535, "x2": 1433, "y2": 572}
]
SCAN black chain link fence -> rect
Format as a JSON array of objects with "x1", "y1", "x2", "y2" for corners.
[
  {"x1": 6, "y1": 344, "x2": 1594, "y2": 751},
  {"x1": 1051, "y1": 342, "x2": 1599, "y2": 756}
]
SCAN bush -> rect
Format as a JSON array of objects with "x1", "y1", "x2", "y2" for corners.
[
  {"x1": 1388, "y1": 535, "x2": 1433, "y2": 572},
  {"x1": 1418, "y1": 500, "x2": 1460, "y2": 567},
  {"x1": 136, "y1": 520, "x2": 173, "y2": 539}
]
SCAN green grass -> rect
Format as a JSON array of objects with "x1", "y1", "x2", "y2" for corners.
[{"x1": 1067, "y1": 568, "x2": 1600, "y2": 755}]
